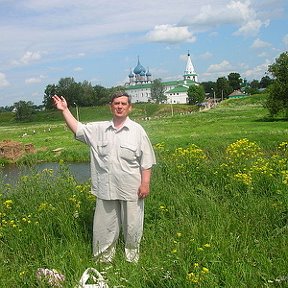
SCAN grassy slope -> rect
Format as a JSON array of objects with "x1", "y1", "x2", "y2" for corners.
[{"x1": 0, "y1": 94, "x2": 287, "y2": 163}]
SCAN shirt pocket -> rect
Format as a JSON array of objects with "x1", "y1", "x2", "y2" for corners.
[
  {"x1": 97, "y1": 141, "x2": 109, "y2": 157},
  {"x1": 120, "y1": 143, "x2": 137, "y2": 162}
]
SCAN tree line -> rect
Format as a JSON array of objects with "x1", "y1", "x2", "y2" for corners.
[
  {"x1": 2, "y1": 51, "x2": 287, "y2": 120},
  {"x1": 43, "y1": 78, "x2": 125, "y2": 109}
]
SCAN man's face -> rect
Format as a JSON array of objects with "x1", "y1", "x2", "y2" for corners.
[{"x1": 110, "y1": 96, "x2": 132, "y2": 119}]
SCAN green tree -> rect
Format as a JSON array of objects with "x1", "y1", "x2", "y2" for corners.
[
  {"x1": 14, "y1": 101, "x2": 35, "y2": 122},
  {"x1": 187, "y1": 85, "x2": 205, "y2": 105},
  {"x1": 228, "y1": 72, "x2": 242, "y2": 91},
  {"x1": 43, "y1": 78, "x2": 104, "y2": 109},
  {"x1": 78, "y1": 80, "x2": 95, "y2": 107},
  {"x1": 43, "y1": 78, "x2": 80, "y2": 109},
  {"x1": 250, "y1": 79, "x2": 260, "y2": 89},
  {"x1": 151, "y1": 79, "x2": 166, "y2": 103},
  {"x1": 92, "y1": 85, "x2": 110, "y2": 105},
  {"x1": 265, "y1": 51, "x2": 288, "y2": 118},
  {"x1": 201, "y1": 81, "x2": 216, "y2": 94},
  {"x1": 260, "y1": 75, "x2": 274, "y2": 88},
  {"x1": 57, "y1": 77, "x2": 81, "y2": 107},
  {"x1": 43, "y1": 84, "x2": 58, "y2": 109},
  {"x1": 216, "y1": 77, "x2": 231, "y2": 100},
  {"x1": 243, "y1": 79, "x2": 260, "y2": 95}
]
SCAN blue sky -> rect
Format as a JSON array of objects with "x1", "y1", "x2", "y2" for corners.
[{"x1": 0, "y1": 0, "x2": 287, "y2": 107}]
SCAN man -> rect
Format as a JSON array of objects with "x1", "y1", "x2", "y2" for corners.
[{"x1": 52, "y1": 92, "x2": 156, "y2": 263}]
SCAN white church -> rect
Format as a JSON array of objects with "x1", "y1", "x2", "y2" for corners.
[{"x1": 125, "y1": 52, "x2": 199, "y2": 104}]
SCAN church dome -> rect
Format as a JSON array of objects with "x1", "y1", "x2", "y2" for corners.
[
  {"x1": 128, "y1": 69, "x2": 134, "y2": 78},
  {"x1": 133, "y1": 57, "x2": 146, "y2": 75},
  {"x1": 146, "y1": 69, "x2": 152, "y2": 77}
]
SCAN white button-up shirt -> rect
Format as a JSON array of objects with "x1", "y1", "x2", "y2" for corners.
[{"x1": 75, "y1": 117, "x2": 156, "y2": 201}]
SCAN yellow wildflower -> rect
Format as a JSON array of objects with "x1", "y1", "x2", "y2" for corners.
[
  {"x1": 202, "y1": 267, "x2": 209, "y2": 274},
  {"x1": 187, "y1": 272, "x2": 199, "y2": 283},
  {"x1": 3, "y1": 199, "x2": 13, "y2": 209},
  {"x1": 203, "y1": 243, "x2": 211, "y2": 248},
  {"x1": 234, "y1": 172, "x2": 252, "y2": 186}
]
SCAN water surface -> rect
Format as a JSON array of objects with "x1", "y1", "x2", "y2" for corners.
[{"x1": 1, "y1": 162, "x2": 90, "y2": 185}]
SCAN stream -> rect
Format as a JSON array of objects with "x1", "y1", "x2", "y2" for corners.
[{"x1": 1, "y1": 162, "x2": 90, "y2": 185}]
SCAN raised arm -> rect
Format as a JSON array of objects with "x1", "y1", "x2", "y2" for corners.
[{"x1": 52, "y1": 95, "x2": 78, "y2": 134}]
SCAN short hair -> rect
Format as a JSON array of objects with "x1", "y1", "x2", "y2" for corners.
[{"x1": 111, "y1": 91, "x2": 131, "y2": 104}]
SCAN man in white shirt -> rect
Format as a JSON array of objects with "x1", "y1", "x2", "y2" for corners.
[{"x1": 52, "y1": 92, "x2": 156, "y2": 263}]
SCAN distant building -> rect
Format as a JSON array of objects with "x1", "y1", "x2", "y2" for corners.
[
  {"x1": 125, "y1": 52, "x2": 199, "y2": 104},
  {"x1": 228, "y1": 90, "x2": 247, "y2": 99}
]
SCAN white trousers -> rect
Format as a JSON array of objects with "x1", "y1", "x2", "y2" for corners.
[{"x1": 93, "y1": 198, "x2": 144, "y2": 263}]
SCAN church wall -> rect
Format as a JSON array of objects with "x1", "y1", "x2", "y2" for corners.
[
  {"x1": 128, "y1": 88, "x2": 151, "y2": 103},
  {"x1": 166, "y1": 92, "x2": 189, "y2": 104}
]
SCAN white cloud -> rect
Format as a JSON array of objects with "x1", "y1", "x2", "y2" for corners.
[
  {"x1": 228, "y1": 1, "x2": 270, "y2": 36},
  {"x1": 25, "y1": 75, "x2": 44, "y2": 84},
  {"x1": 199, "y1": 52, "x2": 213, "y2": 60},
  {"x1": 146, "y1": 25, "x2": 196, "y2": 44},
  {"x1": 207, "y1": 60, "x2": 233, "y2": 73},
  {"x1": 11, "y1": 51, "x2": 42, "y2": 66},
  {"x1": 20, "y1": 51, "x2": 42, "y2": 64},
  {"x1": 201, "y1": 60, "x2": 235, "y2": 81},
  {"x1": 234, "y1": 19, "x2": 263, "y2": 37},
  {"x1": 251, "y1": 38, "x2": 272, "y2": 49},
  {"x1": 179, "y1": 4, "x2": 222, "y2": 28},
  {"x1": 242, "y1": 60, "x2": 270, "y2": 79},
  {"x1": 179, "y1": 0, "x2": 270, "y2": 37},
  {"x1": 258, "y1": 52, "x2": 269, "y2": 58},
  {"x1": 0, "y1": 72, "x2": 10, "y2": 88},
  {"x1": 74, "y1": 67, "x2": 83, "y2": 72},
  {"x1": 201, "y1": 59, "x2": 270, "y2": 82}
]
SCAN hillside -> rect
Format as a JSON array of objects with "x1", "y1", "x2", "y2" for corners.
[
  {"x1": 0, "y1": 94, "x2": 267, "y2": 125},
  {"x1": 2, "y1": 93, "x2": 288, "y2": 164}
]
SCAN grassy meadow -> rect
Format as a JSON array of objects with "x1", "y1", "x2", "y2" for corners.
[{"x1": 1, "y1": 94, "x2": 288, "y2": 287}]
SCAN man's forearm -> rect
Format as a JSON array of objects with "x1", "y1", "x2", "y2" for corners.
[
  {"x1": 62, "y1": 108, "x2": 78, "y2": 134},
  {"x1": 52, "y1": 95, "x2": 78, "y2": 134},
  {"x1": 141, "y1": 168, "x2": 152, "y2": 185}
]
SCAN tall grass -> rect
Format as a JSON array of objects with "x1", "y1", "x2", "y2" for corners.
[
  {"x1": 1, "y1": 95, "x2": 288, "y2": 286},
  {"x1": 1, "y1": 139, "x2": 288, "y2": 286}
]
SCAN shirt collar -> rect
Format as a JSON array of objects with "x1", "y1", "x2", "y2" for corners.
[{"x1": 106, "y1": 117, "x2": 131, "y2": 131}]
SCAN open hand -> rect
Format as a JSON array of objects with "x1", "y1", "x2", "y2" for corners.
[{"x1": 52, "y1": 95, "x2": 68, "y2": 111}]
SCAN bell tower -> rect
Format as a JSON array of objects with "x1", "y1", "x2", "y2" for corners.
[{"x1": 183, "y1": 51, "x2": 198, "y2": 83}]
